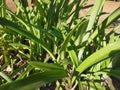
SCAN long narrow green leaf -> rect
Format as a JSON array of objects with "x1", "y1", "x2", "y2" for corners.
[
  {"x1": 60, "y1": 27, "x2": 77, "y2": 52},
  {"x1": 68, "y1": 46, "x2": 79, "y2": 67},
  {"x1": 77, "y1": 0, "x2": 105, "y2": 63},
  {"x1": 0, "y1": 72, "x2": 12, "y2": 82},
  {"x1": 48, "y1": 29, "x2": 63, "y2": 40},
  {"x1": 9, "y1": 43, "x2": 29, "y2": 49},
  {"x1": 0, "y1": 17, "x2": 56, "y2": 60},
  {"x1": 28, "y1": 61, "x2": 64, "y2": 70},
  {"x1": 60, "y1": 23, "x2": 81, "y2": 67},
  {"x1": 89, "y1": 7, "x2": 120, "y2": 43},
  {"x1": 60, "y1": 19, "x2": 83, "y2": 52},
  {"x1": 4, "y1": 8, "x2": 30, "y2": 30},
  {"x1": 76, "y1": 41, "x2": 120, "y2": 74},
  {"x1": 75, "y1": 19, "x2": 89, "y2": 46},
  {"x1": 0, "y1": 70, "x2": 67, "y2": 90},
  {"x1": 82, "y1": 0, "x2": 105, "y2": 42}
]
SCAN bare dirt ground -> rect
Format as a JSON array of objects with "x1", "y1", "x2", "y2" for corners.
[{"x1": 81, "y1": 0, "x2": 120, "y2": 22}]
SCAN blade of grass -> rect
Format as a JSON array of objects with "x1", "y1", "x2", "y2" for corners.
[
  {"x1": 47, "y1": 28, "x2": 63, "y2": 40},
  {"x1": 75, "y1": 19, "x2": 89, "y2": 46},
  {"x1": 0, "y1": 17, "x2": 56, "y2": 60},
  {"x1": 0, "y1": 0, "x2": 6, "y2": 17},
  {"x1": 78, "y1": 0, "x2": 105, "y2": 61},
  {"x1": 4, "y1": 8, "x2": 30, "y2": 30},
  {"x1": 0, "y1": 70, "x2": 67, "y2": 90},
  {"x1": 60, "y1": 21, "x2": 81, "y2": 52},
  {"x1": 89, "y1": 7, "x2": 120, "y2": 43},
  {"x1": 60, "y1": 22, "x2": 81, "y2": 67},
  {"x1": 28, "y1": 61, "x2": 64, "y2": 70},
  {"x1": 82, "y1": 0, "x2": 105, "y2": 42},
  {"x1": 9, "y1": 43, "x2": 30, "y2": 50},
  {"x1": 0, "y1": 72, "x2": 12, "y2": 82},
  {"x1": 68, "y1": 46, "x2": 79, "y2": 67},
  {"x1": 76, "y1": 41, "x2": 120, "y2": 74}
]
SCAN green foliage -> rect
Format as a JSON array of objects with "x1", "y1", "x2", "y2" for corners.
[
  {"x1": 0, "y1": 70, "x2": 67, "y2": 90},
  {"x1": 0, "y1": 0, "x2": 120, "y2": 90},
  {"x1": 76, "y1": 41, "x2": 120, "y2": 74},
  {"x1": 28, "y1": 61, "x2": 64, "y2": 70}
]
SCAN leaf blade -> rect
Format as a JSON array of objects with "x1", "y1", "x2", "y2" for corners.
[
  {"x1": 0, "y1": 70, "x2": 67, "y2": 90},
  {"x1": 76, "y1": 41, "x2": 120, "y2": 74},
  {"x1": 28, "y1": 61, "x2": 64, "y2": 70}
]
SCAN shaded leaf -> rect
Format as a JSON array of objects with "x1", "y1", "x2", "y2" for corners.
[
  {"x1": 0, "y1": 17, "x2": 56, "y2": 60},
  {"x1": 28, "y1": 61, "x2": 64, "y2": 70},
  {"x1": 0, "y1": 70, "x2": 67, "y2": 90},
  {"x1": 102, "y1": 68, "x2": 120, "y2": 80}
]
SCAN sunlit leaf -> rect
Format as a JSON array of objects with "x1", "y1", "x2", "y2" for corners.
[
  {"x1": 89, "y1": 7, "x2": 120, "y2": 43},
  {"x1": 82, "y1": 0, "x2": 105, "y2": 42},
  {"x1": 0, "y1": 72, "x2": 12, "y2": 82},
  {"x1": 76, "y1": 41, "x2": 120, "y2": 74}
]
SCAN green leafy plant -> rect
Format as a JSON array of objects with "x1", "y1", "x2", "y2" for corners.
[{"x1": 0, "y1": 0, "x2": 120, "y2": 90}]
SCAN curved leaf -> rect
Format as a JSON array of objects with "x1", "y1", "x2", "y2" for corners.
[
  {"x1": 76, "y1": 41, "x2": 120, "y2": 74},
  {"x1": 0, "y1": 70, "x2": 67, "y2": 90}
]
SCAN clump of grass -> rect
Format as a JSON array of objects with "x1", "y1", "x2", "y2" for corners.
[{"x1": 0, "y1": 0, "x2": 120, "y2": 90}]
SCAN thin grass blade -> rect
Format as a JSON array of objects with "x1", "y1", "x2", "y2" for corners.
[
  {"x1": 0, "y1": 72, "x2": 12, "y2": 82},
  {"x1": 89, "y1": 7, "x2": 120, "y2": 43},
  {"x1": 82, "y1": 0, "x2": 105, "y2": 42}
]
